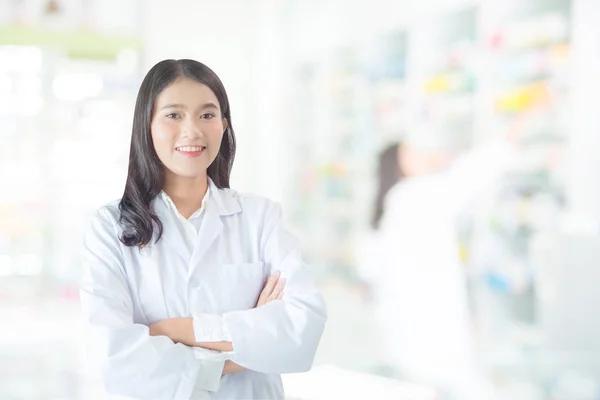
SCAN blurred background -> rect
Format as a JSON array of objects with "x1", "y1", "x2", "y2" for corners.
[{"x1": 2, "y1": 0, "x2": 600, "y2": 399}]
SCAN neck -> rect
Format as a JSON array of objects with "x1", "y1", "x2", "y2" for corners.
[{"x1": 163, "y1": 172, "x2": 209, "y2": 218}]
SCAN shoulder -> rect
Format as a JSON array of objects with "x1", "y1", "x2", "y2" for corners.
[
  {"x1": 383, "y1": 181, "x2": 409, "y2": 209},
  {"x1": 222, "y1": 188, "x2": 282, "y2": 215},
  {"x1": 92, "y1": 199, "x2": 122, "y2": 224},
  {"x1": 385, "y1": 177, "x2": 440, "y2": 206},
  {"x1": 215, "y1": 188, "x2": 285, "y2": 232},
  {"x1": 84, "y1": 199, "x2": 123, "y2": 239},
  {"x1": 240, "y1": 192, "x2": 280, "y2": 212}
]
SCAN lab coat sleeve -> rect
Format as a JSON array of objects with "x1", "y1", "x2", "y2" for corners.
[
  {"x1": 222, "y1": 201, "x2": 327, "y2": 374},
  {"x1": 79, "y1": 210, "x2": 224, "y2": 399}
]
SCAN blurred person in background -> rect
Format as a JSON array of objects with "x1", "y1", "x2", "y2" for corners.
[
  {"x1": 355, "y1": 140, "x2": 450, "y2": 380},
  {"x1": 353, "y1": 142, "x2": 406, "y2": 378},
  {"x1": 368, "y1": 122, "x2": 523, "y2": 399},
  {"x1": 79, "y1": 59, "x2": 326, "y2": 400},
  {"x1": 355, "y1": 142, "x2": 404, "y2": 287}
]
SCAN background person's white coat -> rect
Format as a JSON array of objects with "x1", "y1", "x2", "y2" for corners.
[{"x1": 375, "y1": 140, "x2": 514, "y2": 399}]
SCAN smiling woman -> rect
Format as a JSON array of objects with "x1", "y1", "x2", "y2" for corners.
[
  {"x1": 119, "y1": 60, "x2": 237, "y2": 247},
  {"x1": 79, "y1": 59, "x2": 327, "y2": 400}
]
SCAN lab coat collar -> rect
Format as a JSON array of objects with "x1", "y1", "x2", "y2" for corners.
[
  {"x1": 187, "y1": 178, "x2": 241, "y2": 275},
  {"x1": 207, "y1": 178, "x2": 242, "y2": 217},
  {"x1": 152, "y1": 178, "x2": 242, "y2": 270}
]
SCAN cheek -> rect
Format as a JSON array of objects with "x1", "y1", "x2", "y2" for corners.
[
  {"x1": 151, "y1": 122, "x2": 178, "y2": 152},
  {"x1": 206, "y1": 124, "x2": 225, "y2": 147}
]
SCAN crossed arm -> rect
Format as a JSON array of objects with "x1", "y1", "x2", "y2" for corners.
[{"x1": 148, "y1": 270, "x2": 286, "y2": 375}]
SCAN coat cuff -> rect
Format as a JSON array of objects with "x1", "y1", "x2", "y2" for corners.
[{"x1": 193, "y1": 313, "x2": 232, "y2": 342}]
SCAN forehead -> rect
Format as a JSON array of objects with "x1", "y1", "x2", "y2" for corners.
[{"x1": 155, "y1": 77, "x2": 220, "y2": 108}]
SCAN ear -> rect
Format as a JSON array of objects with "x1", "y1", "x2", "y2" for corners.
[{"x1": 222, "y1": 117, "x2": 229, "y2": 134}]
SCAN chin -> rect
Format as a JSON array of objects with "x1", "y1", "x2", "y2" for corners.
[
  {"x1": 169, "y1": 167, "x2": 207, "y2": 180},
  {"x1": 182, "y1": 172, "x2": 207, "y2": 180}
]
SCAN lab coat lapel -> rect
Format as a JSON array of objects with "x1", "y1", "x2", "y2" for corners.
[
  {"x1": 189, "y1": 179, "x2": 242, "y2": 276},
  {"x1": 153, "y1": 197, "x2": 191, "y2": 263}
]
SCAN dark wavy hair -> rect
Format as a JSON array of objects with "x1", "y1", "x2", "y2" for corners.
[
  {"x1": 118, "y1": 59, "x2": 236, "y2": 247},
  {"x1": 371, "y1": 142, "x2": 403, "y2": 230}
]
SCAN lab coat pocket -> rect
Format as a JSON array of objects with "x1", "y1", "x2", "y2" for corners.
[{"x1": 217, "y1": 262, "x2": 264, "y2": 312}]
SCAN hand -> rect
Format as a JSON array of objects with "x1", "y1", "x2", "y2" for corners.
[
  {"x1": 149, "y1": 318, "x2": 194, "y2": 346},
  {"x1": 255, "y1": 270, "x2": 285, "y2": 307},
  {"x1": 219, "y1": 272, "x2": 286, "y2": 377},
  {"x1": 222, "y1": 360, "x2": 245, "y2": 376}
]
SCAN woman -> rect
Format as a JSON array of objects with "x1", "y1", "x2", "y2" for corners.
[
  {"x1": 355, "y1": 142, "x2": 404, "y2": 296},
  {"x1": 79, "y1": 59, "x2": 327, "y2": 400},
  {"x1": 376, "y1": 134, "x2": 517, "y2": 399}
]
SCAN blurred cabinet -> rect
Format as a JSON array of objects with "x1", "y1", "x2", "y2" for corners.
[
  {"x1": 0, "y1": 0, "x2": 141, "y2": 300},
  {"x1": 283, "y1": 1, "x2": 580, "y2": 396}
]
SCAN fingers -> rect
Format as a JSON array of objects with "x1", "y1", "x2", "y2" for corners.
[
  {"x1": 268, "y1": 278, "x2": 286, "y2": 302},
  {"x1": 223, "y1": 360, "x2": 245, "y2": 375},
  {"x1": 264, "y1": 270, "x2": 280, "y2": 296},
  {"x1": 257, "y1": 270, "x2": 280, "y2": 306},
  {"x1": 230, "y1": 361, "x2": 245, "y2": 373},
  {"x1": 256, "y1": 271, "x2": 286, "y2": 307}
]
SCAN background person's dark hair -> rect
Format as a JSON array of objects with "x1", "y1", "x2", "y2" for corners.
[
  {"x1": 371, "y1": 142, "x2": 403, "y2": 230},
  {"x1": 118, "y1": 59, "x2": 236, "y2": 247}
]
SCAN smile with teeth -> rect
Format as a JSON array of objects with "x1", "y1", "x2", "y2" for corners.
[{"x1": 176, "y1": 146, "x2": 206, "y2": 152}]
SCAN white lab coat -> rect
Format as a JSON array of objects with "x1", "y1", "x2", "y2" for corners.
[
  {"x1": 375, "y1": 140, "x2": 513, "y2": 398},
  {"x1": 79, "y1": 179, "x2": 327, "y2": 400}
]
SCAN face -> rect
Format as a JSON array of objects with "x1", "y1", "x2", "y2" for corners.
[
  {"x1": 150, "y1": 77, "x2": 228, "y2": 182},
  {"x1": 398, "y1": 144, "x2": 453, "y2": 177},
  {"x1": 398, "y1": 144, "x2": 426, "y2": 177}
]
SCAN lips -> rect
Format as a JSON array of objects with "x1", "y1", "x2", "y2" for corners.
[{"x1": 175, "y1": 145, "x2": 206, "y2": 152}]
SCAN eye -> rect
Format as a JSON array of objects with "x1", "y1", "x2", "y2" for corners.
[
  {"x1": 166, "y1": 113, "x2": 181, "y2": 119},
  {"x1": 200, "y1": 112, "x2": 216, "y2": 120}
]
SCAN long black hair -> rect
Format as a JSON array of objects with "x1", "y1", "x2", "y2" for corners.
[
  {"x1": 371, "y1": 142, "x2": 403, "y2": 230},
  {"x1": 118, "y1": 59, "x2": 236, "y2": 247}
]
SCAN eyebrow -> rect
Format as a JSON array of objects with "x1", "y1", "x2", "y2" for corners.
[{"x1": 160, "y1": 102, "x2": 219, "y2": 111}]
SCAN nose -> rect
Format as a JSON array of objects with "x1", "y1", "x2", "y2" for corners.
[{"x1": 181, "y1": 116, "x2": 203, "y2": 139}]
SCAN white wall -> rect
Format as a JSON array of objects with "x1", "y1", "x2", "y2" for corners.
[
  {"x1": 566, "y1": 0, "x2": 600, "y2": 224},
  {"x1": 250, "y1": 0, "x2": 289, "y2": 203}
]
